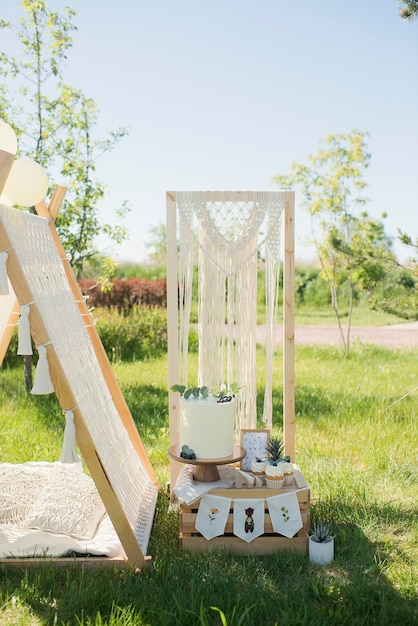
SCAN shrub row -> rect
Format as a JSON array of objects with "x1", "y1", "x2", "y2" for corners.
[
  {"x1": 78, "y1": 278, "x2": 167, "y2": 312},
  {"x1": 3, "y1": 305, "x2": 168, "y2": 367},
  {"x1": 92, "y1": 306, "x2": 168, "y2": 362}
]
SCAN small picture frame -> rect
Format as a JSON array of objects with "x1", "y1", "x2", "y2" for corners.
[{"x1": 240, "y1": 429, "x2": 270, "y2": 471}]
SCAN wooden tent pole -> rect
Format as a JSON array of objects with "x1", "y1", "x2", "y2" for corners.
[
  {"x1": 166, "y1": 191, "x2": 180, "y2": 487},
  {"x1": 0, "y1": 302, "x2": 20, "y2": 366},
  {"x1": 283, "y1": 191, "x2": 295, "y2": 462},
  {"x1": 0, "y1": 220, "x2": 147, "y2": 570},
  {"x1": 35, "y1": 192, "x2": 159, "y2": 488},
  {"x1": 0, "y1": 150, "x2": 14, "y2": 195},
  {"x1": 0, "y1": 150, "x2": 20, "y2": 366}
]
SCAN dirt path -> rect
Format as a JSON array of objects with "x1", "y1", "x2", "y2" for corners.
[{"x1": 256, "y1": 323, "x2": 418, "y2": 349}]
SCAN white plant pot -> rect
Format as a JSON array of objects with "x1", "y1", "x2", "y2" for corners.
[{"x1": 309, "y1": 536, "x2": 334, "y2": 564}]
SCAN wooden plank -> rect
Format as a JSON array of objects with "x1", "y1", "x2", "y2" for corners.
[
  {"x1": 283, "y1": 191, "x2": 295, "y2": 463},
  {"x1": 180, "y1": 534, "x2": 308, "y2": 555},
  {"x1": 0, "y1": 221, "x2": 146, "y2": 571},
  {"x1": 175, "y1": 191, "x2": 285, "y2": 203},
  {"x1": 198, "y1": 485, "x2": 310, "y2": 505},
  {"x1": 0, "y1": 150, "x2": 14, "y2": 195},
  {"x1": 0, "y1": 556, "x2": 151, "y2": 572},
  {"x1": 0, "y1": 301, "x2": 20, "y2": 367},
  {"x1": 166, "y1": 191, "x2": 181, "y2": 486}
]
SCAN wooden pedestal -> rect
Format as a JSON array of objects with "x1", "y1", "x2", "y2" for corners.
[
  {"x1": 179, "y1": 467, "x2": 310, "y2": 555},
  {"x1": 168, "y1": 444, "x2": 246, "y2": 482}
]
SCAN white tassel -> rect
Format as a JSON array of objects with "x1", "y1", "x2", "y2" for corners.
[
  {"x1": 17, "y1": 304, "x2": 33, "y2": 355},
  {"x1": 0, "y1": 251, "x2": 9, "y2": 295},
  {"x1": 31, "y1": 344, "x2": 54, "y2": 394},
  {"x1": 59, "y1": 410, "x2": 81, "y2": 464}
]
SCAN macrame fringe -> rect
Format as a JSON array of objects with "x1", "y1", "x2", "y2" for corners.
[
  {"x1": 0, "y1": 251, "x2": 9, "y2": 295},
  {"x1": 31, "y1": 344, "x2": 54, "y2": 394},
  {"x1": 177, "y1": 191, "x2": 284, "y2": 433},
  {"x1": 17, "y1": 304, "x2": 33, "y2": 355},
  {"x1": 59, "y1": 410, "x2": 81, "y2": 464}
]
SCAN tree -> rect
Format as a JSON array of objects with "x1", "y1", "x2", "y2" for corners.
[
  {"x1": 145, "y1": 222, "x2": 167, "y2": 267},
  {"x1": 333, "y1": 228, "x2": 418, "y2": 321},
  {"x1": 273, "y1": 130, "x2": 393, "y2": 354},
  {"x1": 0, "y1": 0, "x2": 130, "y2": 388},
  {"x1": 398, "y1": 0, "x2": 418, "y2": 20},
  {"x1": 0, "y1": 0, "x2": 129, "y2": 274}
]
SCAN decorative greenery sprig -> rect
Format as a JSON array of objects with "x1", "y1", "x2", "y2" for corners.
[{"x1": 171, "y1": 383, "x2": 239, "y2": 400}]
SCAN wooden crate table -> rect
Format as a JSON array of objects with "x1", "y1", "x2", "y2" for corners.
[{"x1": 178, "y1": 466, "x2": 310, "y2": 555}]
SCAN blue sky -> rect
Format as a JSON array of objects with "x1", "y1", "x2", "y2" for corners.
[{"x1": 2, "y1": 0, "x2": 417, "y2": 262}]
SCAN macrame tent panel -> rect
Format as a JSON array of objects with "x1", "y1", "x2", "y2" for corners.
[
  {"x1": 0, "y1": 201, "x2": 159, "y2": 568},
  {"x1": 167, "y1": 191, "x2": 295, "y2": 485}
]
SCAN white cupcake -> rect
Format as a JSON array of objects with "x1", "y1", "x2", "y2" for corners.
[
  {"x1": 250, "y1": 458, "x2": 267, "y2": 475},
  {"x1": 265, "y1": 462, "x2": 284, "y2": 488},
  {"x1": 282, "y1": 461, "x2": 295, "y2": 486}
]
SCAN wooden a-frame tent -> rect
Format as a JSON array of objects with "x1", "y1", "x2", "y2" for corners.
[{"x1": 0, "y1": 149, "x2": 160, "y2": 570}]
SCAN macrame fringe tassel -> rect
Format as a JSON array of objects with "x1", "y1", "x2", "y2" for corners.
[
  {"x1": 31, "y1": 344, "x2": 54, "y2": 395},
  {"x1": 0, "y1": 251, "x2": 9, "y2": 295},
  {"x1": 59, "y1": 410, "x2": 81, "y2": 464},
  {"x1": 17, "y1": 304, "x2": 33, "y2": 355}
]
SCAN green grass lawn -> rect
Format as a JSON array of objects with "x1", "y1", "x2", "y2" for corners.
[
  {"x1": 0, "y1": 344, "x2": 417, "y2": 625},
  {"x1": 293, "y1": 303, "x2": 407, "y2": 326}
]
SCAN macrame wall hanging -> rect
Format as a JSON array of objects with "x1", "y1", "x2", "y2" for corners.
[{"x1": 175, "y1": 191, "x2": 285, "y2": 432}]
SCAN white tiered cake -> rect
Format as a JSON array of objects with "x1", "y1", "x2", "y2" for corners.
[{"x1": 179, "y1": 395, "x2": 235, "y2": 459}]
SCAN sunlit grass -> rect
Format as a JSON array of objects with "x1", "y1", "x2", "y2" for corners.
[
  {"x1": 294, "y1": 303, "x2": 405, "y2": 326},
  {"x1": 0, "y1": 345, "x2": 417, "y2": 625}
]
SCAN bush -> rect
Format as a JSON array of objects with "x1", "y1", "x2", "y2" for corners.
[
  {"x1": 1, "y1": 306, "x2": 168, "y2": 367},
  {"x1": 1, "y1": 329, "x2": 21, "y2": 368},
  {"x1": 79, "y1": 278, "x2": 167, "y2": 312},
  {"x1": 295, "y1": 266, "x2": 331, "y2": 306},
  {"x1": 94, "y1": 306, "x2": 167, "y2": 362}
]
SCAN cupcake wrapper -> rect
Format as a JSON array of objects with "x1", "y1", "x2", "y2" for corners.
[
  {"x1": 283, "y1": 475, "x2": 294, "y2": 486},
  {"x1": 266, "y1": 478, "x2": 284, "y2": 489}
]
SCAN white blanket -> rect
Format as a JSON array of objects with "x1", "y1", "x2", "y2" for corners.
[
  {"x1": 0, "y1": 461, "x2": 125, "y2": 559},
  {"x1": 0, "y1": 513, "x2": 125, "y2": 559}
]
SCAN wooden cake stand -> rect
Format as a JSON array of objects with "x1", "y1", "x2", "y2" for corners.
[{"x1": 168, "y1": 444, "x2": 246, "y2": 482}]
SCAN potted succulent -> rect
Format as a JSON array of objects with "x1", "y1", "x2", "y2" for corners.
[{"x1": 309, "y1": 521, "x2": 334, "y2": 564}]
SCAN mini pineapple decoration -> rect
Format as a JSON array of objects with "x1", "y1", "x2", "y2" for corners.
[
  {"x1": 264, "y1": 435, "x2": 294, "y2": 488},
  {"x1": 264, "y1": 436, "x2": 286, "y2": 488},
  {"x1": 267, "y1": 437, "x2": 284, "y2": 466}
]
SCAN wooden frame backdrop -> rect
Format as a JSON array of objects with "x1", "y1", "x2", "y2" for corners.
[{"x1": 166, "y1": 191, "x2": 295, "y2": 486}]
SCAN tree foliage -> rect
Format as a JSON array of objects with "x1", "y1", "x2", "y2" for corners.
[
  {"x1": 273, "y1": 130, "x2": 394, "y2": 353},
  {"x1": 398, "y1": 0, "x2": 418, "y2": 20},
  {"x1": 0, "y1": 0, "x2": 130, "y2": 277}
]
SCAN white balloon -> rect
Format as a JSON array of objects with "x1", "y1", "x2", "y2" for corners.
[
  {"x1": 3, "y1": 158, "x2": 49, "y2": 206},
  {"x1": 0, "y1": 121, "x2": 18, "y2": 155},
  {"x1": 0, "y1": 193, "x2": 12, "y2": 207}
]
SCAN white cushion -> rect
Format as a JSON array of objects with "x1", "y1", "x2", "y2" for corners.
[
  {"x1": 0, "y1": 463, "x2": 51, "y2": 525},
  {"x1": 23, "y1": 465, "x2": 106, "y2": 540}
]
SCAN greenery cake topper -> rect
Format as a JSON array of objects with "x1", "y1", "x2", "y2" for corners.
[{"x1": 171, "y1": 383, "x2": 239, "y2": 402}]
